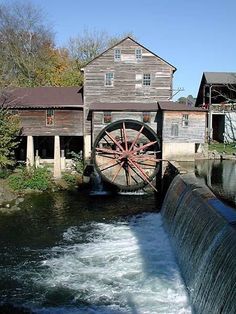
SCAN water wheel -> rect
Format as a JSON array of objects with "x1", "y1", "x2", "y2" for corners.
[{"x1": 91, "y1": 119, "x2": 161, "y2": 192}]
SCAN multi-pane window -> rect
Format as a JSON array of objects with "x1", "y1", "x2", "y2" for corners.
[
  {"x1": 114, "y1": 49, "x2": 121, "y2": 61},
  {"x1": 103, "y1": 111, "x2": 112, "y2": 124},
  {"x1": 135, "y1": 48, "x2": 142, "y2": 60},
  {"x1": 182, "y1": 114, "x2": 189, "y2": 127},
  {"x1": 105, "y1": 73, "x2": 114, "y2": 86},
  {"x1": 143, "y1": 73, "x2": 151, "y2": 86},
  {"x1": 46, "y1": 109, "x2": 54, "y2": 126},
  {"x1": 171, "y1": 123, "x2": 179, "y2": 136},
  {"x1": 142, "y1": 112, "x2": 151, "y2": 123}
]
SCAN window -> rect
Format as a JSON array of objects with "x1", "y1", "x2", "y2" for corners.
[
  {"x1": 114, "y1": 49, "x2": 121, "y2": 61},
  {"x1": 135, "y1": 48, "x2": 142, "y2": 60},
  {"x1": 46, "y1": 109, "x2": 54, "y2": 126},
  {"x1": 105, "y1": 72, "x2": 114, "y2": 86},
  {"x1": 142, "y1": 112, "x2": 151, "y2": 123},
  {"x1": 143, "y1": 73, "x2": 151, "y2": 86},
  {"x1": 103, "y1": 111, "x2": 112, "y2": 124},
  {"x1": 171, "y1": 123, "x2": 179, "y2": 136},
  {"x1": 182, "y1": 114, "x2": 189, "y2": 127}
]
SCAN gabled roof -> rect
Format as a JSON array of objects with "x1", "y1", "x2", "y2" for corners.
[
  {"x1": 2, "y1": 86, "x2": 83, "y2": 109},
  {"x1": 203, "y1": 72, "x2": 236, "y2": 85},
  {"x1": 195, "y1": 72, "x2": 236, "y2": 106},
  {"x1": 83, "y1": 36, "x2": 176, "y2": 72}
]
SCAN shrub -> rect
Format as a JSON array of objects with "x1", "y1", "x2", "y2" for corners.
[
  {"x1": 8, "y1": 166, "x2": 52, "y2": 191},
  {"x1": 62, "y1": 172, "x2": 77, "y2": 186},
  {"x1": 0, "y1": 108, "x2": 20, "y2": 168},
  {"x1": 0, "y1": 168, "x2": 11, "y2": 179},
  {"x1": 70, "y1": 151, "x2": 84, "y2": 174}
]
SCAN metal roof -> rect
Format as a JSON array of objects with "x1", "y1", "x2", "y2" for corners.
[
  {"x1": 158, "y1": 101, "x2": 207, "y2": 111},
  {"x1": 88, "y1": 102, "x2": 159, "y2": 111},
  {"x1": 2, "y1": 86, "x2": 83, "y2": 109},
  {"x1": 204, "y1": 72, "x2": 236, "y2": 84},
  {"x1": 88, "y1": 101, "x2": 206, "y2": 112}
]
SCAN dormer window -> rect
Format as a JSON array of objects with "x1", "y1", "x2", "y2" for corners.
[
  {"x1": 105, "y1": 72, "x2": 114, "y2": 86},
  {"x1": 135, "y1": 48, "x2": 142, "y2": 60},
  {"x1": 143, "y1": 73, "x2": 151, "y2": 86},
  {"x1": 114, "y1": 49, "x2": 121, "y2": 61}
]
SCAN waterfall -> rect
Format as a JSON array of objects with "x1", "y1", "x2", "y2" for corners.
[
  {"x1": 90, "y1": 169, "x2": 109, "y2": 195},
  {"x1": 161, "y1": 174, "x2": 236, "y2": 314}
]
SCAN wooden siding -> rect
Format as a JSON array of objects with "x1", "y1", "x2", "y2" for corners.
[
  {"x1": 19, "y1": 109, "x2": 83, "y2": 136},
  {"x1": 84, "y1": 38, "x2": 174, "y2": 109},
  {"x1": 162, "y1": 111, "x2": 206, "y2": 143},
  {"x1": 92, "y1": 111, "x2": 159, "y2": 144}
]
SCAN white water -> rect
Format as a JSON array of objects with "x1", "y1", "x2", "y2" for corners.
[{"x1": 34, "y1": 213, "x2": 191, "y2": 313}]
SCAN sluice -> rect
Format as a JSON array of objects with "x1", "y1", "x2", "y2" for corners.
[{"x1": 161, "y1": 174, "x2": 236, "y2": 314}]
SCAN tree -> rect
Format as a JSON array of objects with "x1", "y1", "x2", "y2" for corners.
[
  {"x1": 0, "y1": 89, "x2": 21, "y2": 168},
  {"x1": 67, "y1": 29, "x2": 135, "y2": 66},
  {"x1": 177, "y1": 95, "x2": 196, "y2": 106},
  {"x1": 0, "y1": 1, "x2": 55, "y2": 87},
  {"x1": 211, "y1": 80, "x2": 236, "y2": 142}
]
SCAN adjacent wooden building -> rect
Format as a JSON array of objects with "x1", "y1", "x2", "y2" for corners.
[
  {"x1": 4, "y1": 87, "x2": 83, "y2": 177},
  {"x1": 195, "y1": 72, "x2": 236, "y2": 143}
]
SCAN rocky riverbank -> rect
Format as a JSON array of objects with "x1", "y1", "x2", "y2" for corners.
[{"x1": 0, "y1": 179, "x2": 25, "y2": 211}]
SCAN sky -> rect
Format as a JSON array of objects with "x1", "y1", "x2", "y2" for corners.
[{"x1": 3, "y1": 0, "x2": 236, "y2": 99}]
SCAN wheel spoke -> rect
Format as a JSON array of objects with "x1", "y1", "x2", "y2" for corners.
[
  {"x1": 100, "y1": 160, "x2": 121, "y2": 172},
  {"x1": 128, "y1": 158, "x2": 157, "y2": 192},
  {"x1": 111, "y1": 161, "x2": 124, "y2": 183},
  {"x1": 123, "y1": 122, "x2": 128, "y2": 151},
  {"x1": 96, "y1": 147, "x2": 122, "y2": 155},
  {"x1": 125, "y1": 165, "x2": 131, "y2": 186},
  {"x1": 105, "y1": 131, "x2": 124, "y2": 151},
  {"x1": 133, "y1": 155, "x2": 161, "y2": 163},
  {"x1": 129, "y1": 125, "x2": 144, "y2": 151},
  {"x1": 132, "y1": 140, "x2": 157, "y2": 153}
]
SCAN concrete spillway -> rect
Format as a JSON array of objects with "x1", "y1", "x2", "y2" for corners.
[{"x1": 161, "y1": 173, "x2": 236, "y2": 314}]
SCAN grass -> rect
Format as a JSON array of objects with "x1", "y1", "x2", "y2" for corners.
[{"x1": 208, "y1": 142, "x2": 236, "y2": 154}]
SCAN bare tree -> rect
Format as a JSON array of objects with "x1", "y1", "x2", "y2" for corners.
[
  {"x1": 67, "y1": 29, "x2": 135, "y2": 65},
  {"x1": 0, "y1": 1, "x2": 54, "y2": 87},
  {"x1": 211, "y1": 76, "x2": 236, "y2": 142}
]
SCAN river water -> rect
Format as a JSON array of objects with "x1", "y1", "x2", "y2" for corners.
[
  {"x1": 0, "y1": 192, "x2": 191, "y2": 313},
  {"x1": 179, "y1": 160, "x2": 236, "y2": 208}
]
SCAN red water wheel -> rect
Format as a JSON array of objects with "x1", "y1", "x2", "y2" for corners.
[{"x1": 91, "y1": 119, "x2": 161, "y2": 192}]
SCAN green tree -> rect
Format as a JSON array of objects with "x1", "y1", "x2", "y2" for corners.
[{"x1": 0, "y1": 90, "x2": 21, "y2": 168}]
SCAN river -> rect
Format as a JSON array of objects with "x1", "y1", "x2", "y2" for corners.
[
  {"x1": 0, "y1": 192, "x2": 191, "y2": 313},
  {"x1": 1, "y1": 160, "x2": 234, "y2": 313},
  {"x1": 179, "y1": 159, "x2": 236, "y2": 208}
]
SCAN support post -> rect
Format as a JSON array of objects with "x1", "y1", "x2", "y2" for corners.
[
  {"x1": 26, "y1": 135, "x2": 34, "y2": 167},
  {"x1": 54, "y1": 135, "x2": 61, "y2": 179},
  {"x1": 208, "y1": 85, "x2": 213, "y2": 143},
  {"x1": 61, "y1": 149, "x2": 66, "y2": 171},
  {"x1": 35, "y1": 149, "x2": 40, "y2": 168}
]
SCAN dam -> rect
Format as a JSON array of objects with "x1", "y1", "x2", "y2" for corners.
[{"x1": 0, "y1": 161, "x2": 235, "y2": 313}]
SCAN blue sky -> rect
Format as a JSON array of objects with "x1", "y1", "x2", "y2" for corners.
[{"x1": 3, "y1": 0, "x2": 236, "y2": 98}]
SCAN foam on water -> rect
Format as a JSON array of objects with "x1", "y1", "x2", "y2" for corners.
[{"x1": 34, "y1": 213, "x2": 191, "y2": 313}]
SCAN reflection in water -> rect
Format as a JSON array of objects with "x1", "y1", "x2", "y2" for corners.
[
  {"x1": 0, "y1": 192, "x2": 191, "y2": 313},
  {"x1": 195, "y1": 160, "x2": 236, "y2": 207}
]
